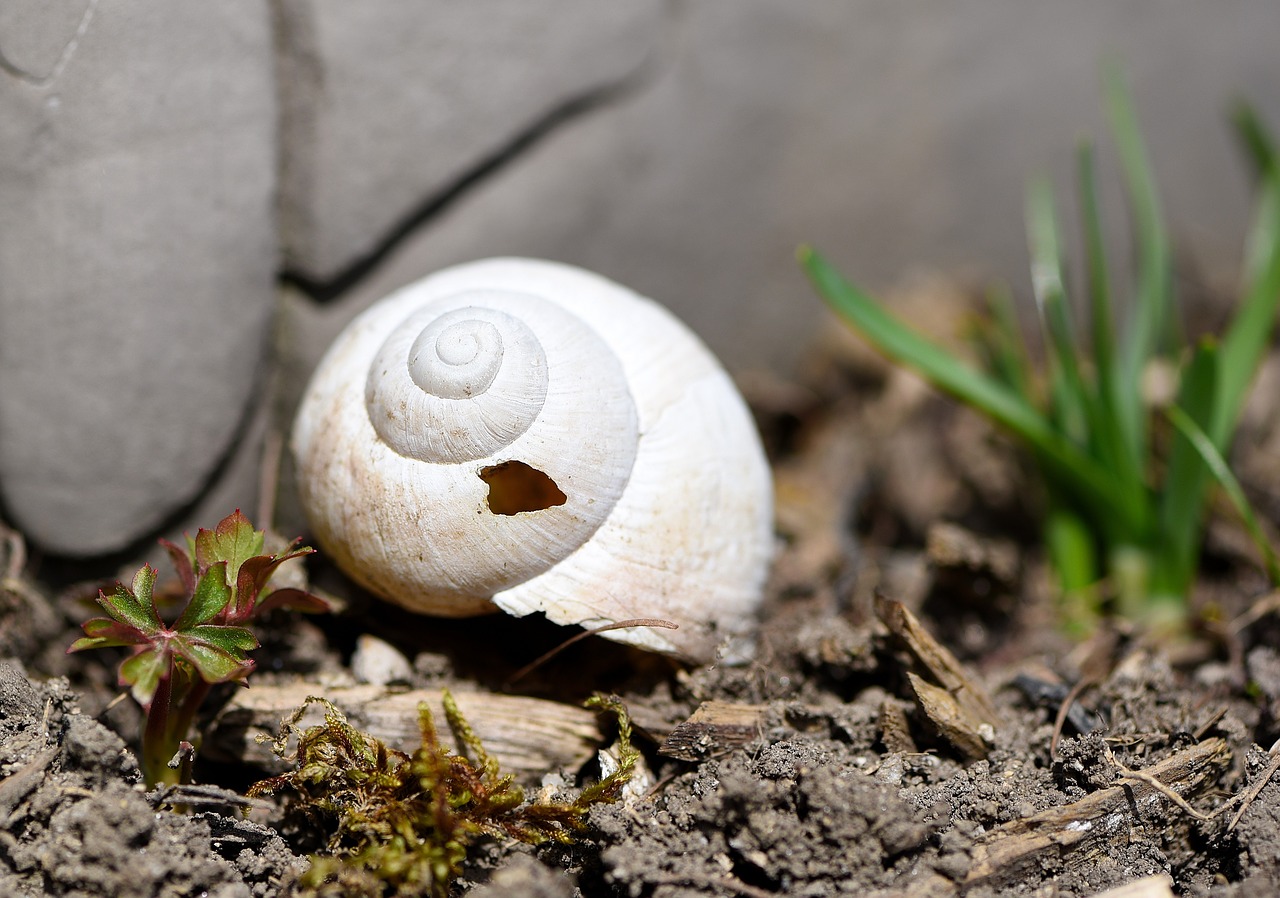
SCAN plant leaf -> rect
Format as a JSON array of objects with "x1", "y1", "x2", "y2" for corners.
[
  {"x1": 254, "y1": 587, "x2": 331, "y2": 617},
  {"x1": 1212, "y1": 161, "x2": 1280, "y2": 448},
  {"x1": 175, "y1": 561, "x2": 233, "y2": 630},
  {"x1": 193, "y1": 510, "x2": 265, "y2": 585},
  {"x1": 1108, "y1": 69, "x2": 1173, "y2": 405},
  {"x1": 159, "y1": 538, "x2": 197, "y2": 599},
  {"x1": 230, "y1": 545, "x2": 315, "y2": 622},
  {"x1": 175, "y1": 635, "x2": 256, "y2": 683},
  {"x1": 96, "y1": 566, "x2": 162, "y2": 634},
  {"x1": 183, "y1": 623, "x2": 259, "y2": 654},
  {"x1": 801, "y1": 245, "x2": 1143, "y2": 535},
  {"x1": 1156, "y1": 339, "x2": 1218, "y2": 597},
  {"x1": 121, "y1": 649, "x2": 168, "y2": 707},
  {"x1": 68, "y1": 618, "x2": 149, "y2": 652},
  {"x1": 1232, "y1": 101, "x2": 1278, "y2": 179},
  {"x1": 1165, "y1": 403, "x2": 1280, "y2": 585},
  {"x1": 970, "y1": 286, "x2": 1033, "y2": 397},
  {"x1": 1026, "y1": 177, "x2": 1089, "y2": 444}
]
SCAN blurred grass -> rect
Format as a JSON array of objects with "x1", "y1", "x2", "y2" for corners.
[{"x1": 801, "y1": 73, "x2": 1280, "y2": 632}]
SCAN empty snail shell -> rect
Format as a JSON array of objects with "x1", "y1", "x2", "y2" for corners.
[{"x1": 291, "y1": 258, "x2": 773, "y2": 661}]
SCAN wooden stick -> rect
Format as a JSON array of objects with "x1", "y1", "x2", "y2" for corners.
[{"x1": 204, "y1": 681, "x2": 603, "y2": 780}]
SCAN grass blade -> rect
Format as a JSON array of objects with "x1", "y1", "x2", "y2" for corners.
[
  {"x1": 1165, "y1": 403, "x2": 1280, "y2": 586},
  {"x1": 1077, "y1": 142, "x2": 1142, "y2": 476},
  {"x1": 1212, "y1": 166, "x2": 1280, "y2": 448},
  {"x1": 1232, "y1": 101, "x2": 1278, "y2": 179},
  {"x1": 801, "y1": 246, "x2": 1143, "y2": 534},
  {"x1": 1027, "y1": 178, "x2": 1088, "y2": 444},
  {"x1": 1044, "y1": 506, "x2": 1101, "y2": 636},
  {"x1": 972, "y1": 286, "x2": 1033, "y2": 398},
  {"x1": 1026, "y1": 178, "x2": 1147, "y2": 536},
  {"x1": 1078, "y1": 143, "x2": 1117, "y2": 396},
  {"x1": 1156, "y1": 339, "x2": 1217, "y2": 597},
  {"x1": 1107, "y1": 70, "x2": 1173, "y2": 429}
]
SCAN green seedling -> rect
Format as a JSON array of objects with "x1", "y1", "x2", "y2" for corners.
[
  {"x1": 801, "y1": 75, "x2": 1280, "y2": 631},
  {"x1": 69, "y1": 510, "x2": 327, "y2": 786},
  {"x1": 249, "y1": 692, "x2": 639, "y2": 898}
]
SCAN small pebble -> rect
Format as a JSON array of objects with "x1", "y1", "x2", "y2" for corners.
[{"x1": 350, "y1": 634, "x2": 413, "y2": 686}]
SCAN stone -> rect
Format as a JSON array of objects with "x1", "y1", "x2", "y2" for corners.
[
  {"x1": 351, "y1": 633, "x2": 414, "y2": 687},
  {"x1": 0, "y1": 0, "x2": 278, "y2": 554},
  {"x1": 282, "y1": 0, "x2": 1280, "y2": 379},
  {"x1": 274, "y1": 0, "x2": 663, "y2": 282}
]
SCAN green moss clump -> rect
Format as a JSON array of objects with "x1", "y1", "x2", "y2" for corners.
[{"x1": 249, "y1": 691, "x2": 637, "y2": 898}]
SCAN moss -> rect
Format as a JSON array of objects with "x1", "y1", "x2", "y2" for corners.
[{"x1": 249, "y1": 692, "x2": 637, "y2": 898}]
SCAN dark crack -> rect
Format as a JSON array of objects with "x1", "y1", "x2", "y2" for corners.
[{"x1": 277, "y1": 62, "x2": 657, "y2": 303}]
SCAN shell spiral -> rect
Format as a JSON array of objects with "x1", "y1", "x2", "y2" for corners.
[
  {"x1": 292, "y1": 258, "x2": 774, "y2": 662},
  {"x1": 366, "y1": 296, "x2": 552, "y2": 464}
]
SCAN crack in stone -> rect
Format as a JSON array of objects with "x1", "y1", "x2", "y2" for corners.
[
  {"x1": 278, "y1": 62, "x2": 657, "y2": 304},
  {"x1": 0, "y1": 0, "x2": 98, "y2": 87}
]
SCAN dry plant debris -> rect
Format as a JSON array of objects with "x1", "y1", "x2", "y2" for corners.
[{"x1": 205, "y1": 680, "x2": 602, "y2": 779}]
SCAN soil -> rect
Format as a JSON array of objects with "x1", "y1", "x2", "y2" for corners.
[{"x1": 5, "y1": 281, "x2": 1280, "y2": 897}]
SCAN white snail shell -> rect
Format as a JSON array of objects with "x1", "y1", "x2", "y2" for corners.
[{"x1": 292, "y1": 258, "x2": 773, "y2": 661}]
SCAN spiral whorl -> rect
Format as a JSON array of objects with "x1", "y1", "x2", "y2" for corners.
[
  {"x1": 409, "y1": 314, "x2": 504, "y2": 399},
  {"x1": 365, "y1": 291, "x2": 549, "y2": 464}
]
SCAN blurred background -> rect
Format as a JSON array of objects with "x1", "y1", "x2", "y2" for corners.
[{"x1": 3, "y1": 0, "x2": 1279, "y2": 559}]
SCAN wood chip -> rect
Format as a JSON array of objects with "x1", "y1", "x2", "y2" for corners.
[
  {"x1": 204, "y1": 681, "x2": 603, "y2": 780},
  {"x1": 877, "y1": 698, "x2": 917, "y2": 754},
  {"x1": 876, "y1": 595, "x2": 999, "y2": 758},
  {"x1": 964, "y1": 738, "x2": 1230, "y2": 889},
  {"x1": 658, "y1": 702, "x2": 769, "y2": 761},
  {"x1": 906, "y1": 673, "x2": 990, "y2": 761}
]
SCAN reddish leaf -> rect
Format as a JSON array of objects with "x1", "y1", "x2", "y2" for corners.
[
  {"x1": 230, "y1": 546, "x2": 316, "y2": 622},
  {"x1": 68, "y1": 618, "x2": 149, "y2": 653},
  {"x1": 253, "y1": 587, "x2": 331, "y2": 617},
  {"x1": 159, "y1": 538, "x2": 196, "y2": 598},
  {"x1": 194, "y1": 510, "x2": 265, "y2": 585}
]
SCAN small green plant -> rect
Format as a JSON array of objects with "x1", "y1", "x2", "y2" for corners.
[
  {"x1": 68, "y1": 510, "x2": 327, "y2": 786},
  {"x1": 249, "y1": 692, "x2": 638, "y2": 898},
  {"x1": 801, "y1": 75, "x2": 1280, "y2": 631}
]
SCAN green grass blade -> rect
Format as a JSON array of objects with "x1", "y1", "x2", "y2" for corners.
[
  {"x1": 1026, "y1": 178, "x2": 1089, "y2": 444},
  {"x1": 1044, "y1": 506, "x2": 1102, "y2": 636},
  {"x1": 1232, "y1": 101, "x2": 1278, "y2": 179},
  {"x1": 1078, "y1": 143, "x2": 1118, "y2": 397},
  {"x1": 1107, "y1": 70, "x2": 1173, "y2": 421},
  {"x1": 1077, "y1": 141, "x2": 1143, "y2": 470},
  {"x1": 1156, "y1": 339, "x2": 1218, "y2": 596},
  {"x1": 973, "y1": 285, "x2": 1033, "y2": 398},
  {"x1": 1026, "y1": 177, "x2": 1147, "y2": 530},
  {"x1": 1211, "y1": 165, "x2": 1280, "y2": 448},
  {"x1": 801, "y1": 246, "x2": 1144, "y2": 534},
  {"x1": 1165, "y1": 403, "x2": 1280, "y2": 586}
]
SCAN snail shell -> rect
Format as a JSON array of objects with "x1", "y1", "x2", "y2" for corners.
[{"x1": 292, "y1": 258, "x2": 773, "y2": 661}]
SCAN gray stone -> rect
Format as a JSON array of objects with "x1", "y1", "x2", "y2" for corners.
[
  {"x1": 351, "y1": 634, "x2": 414, "y2": 686},
  {"x1": 284, "y1": 0, "x2": 1280, "y2": 378},
  {"x1": 0, "y1": 0, "x2": 277, "y2": 554},
  {"x1": 275, "y1": 0, "x2": 663, "y2": 282}
]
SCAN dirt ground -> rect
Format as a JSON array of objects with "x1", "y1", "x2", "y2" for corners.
[{"x1": 5, "y1": 282, "x2": 1280, "y2": 897}]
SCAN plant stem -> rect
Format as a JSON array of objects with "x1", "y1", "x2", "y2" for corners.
[
  {"x1": 142, "y1": 668, "x2": 208, "y2": 787},
  {"x1": 142, "y1": 671, "x2": 177, "y2": 787}
]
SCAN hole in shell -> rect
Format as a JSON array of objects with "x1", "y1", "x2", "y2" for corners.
[{"x1": 480, "y1": 461, "x2": 567, "y2": 515}]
